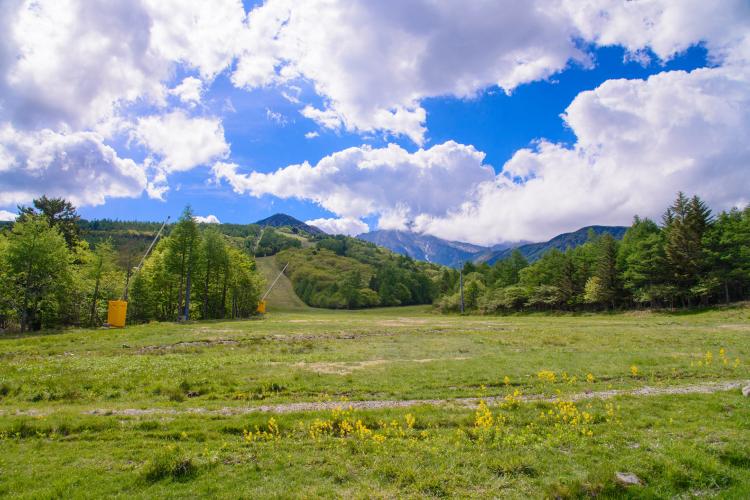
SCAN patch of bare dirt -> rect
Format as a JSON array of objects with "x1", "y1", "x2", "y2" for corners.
[
  {"x1": 74, "y1": 379, "x2": 749, "y2": 417},
  {"x1": 285, "y1": 357, "x2": 472, "y2": 375},
  {"x1": 135, "y1": 339, "x2": 238, "y2": 354},
  {"x1": 717, "y1": 324, "x2": 750, "y2": 331}
]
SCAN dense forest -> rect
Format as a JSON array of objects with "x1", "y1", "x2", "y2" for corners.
[
  {"x1": 0, "y1": 199, "x2": 264, "y2": 332},
  {"x1": 438, "y1": 193, "x2": 750, "y2": 313},
  {"x1": 278, "y1": 235, "x2": 441, "y2": 309}
]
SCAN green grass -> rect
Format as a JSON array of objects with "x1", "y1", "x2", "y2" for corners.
[
  {"x1": 255, "y1": 256, "x2": 310, "y2": 311},
  {"x1": 0, "y1": 305, "x2": 749, "y2": 497}
]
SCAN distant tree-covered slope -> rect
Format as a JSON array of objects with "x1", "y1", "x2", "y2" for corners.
[
  {"x1": 479, "y1": 226, "x2": 628, "y2": 265},
  {"x1": 276, "y1": 235, "x2": 447, "y2": 309}
]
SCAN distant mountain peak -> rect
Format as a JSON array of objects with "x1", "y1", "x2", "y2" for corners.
[
  {"x1": 254, "y1": 213, "x2": 325, "y2": 235},
  {"x1": 358, "y1": 225, "x2": 629, "y2": 268},
  {"x1": 358, "y1": 229, "x2": 487, "y2": 268}
]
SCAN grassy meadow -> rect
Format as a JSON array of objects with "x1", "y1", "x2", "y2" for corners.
[{"x1": 0, "y1": 304, "x2": 749, "y2": 497}]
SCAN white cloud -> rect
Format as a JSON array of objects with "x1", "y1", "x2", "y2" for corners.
[
  {"x1": 0, "y1": 125, "x2": 147, "y2": 207},
  {"x1": 234, "y1": 0, "x2": 591, "y2": 144},
  {"x1": 134, "y1": 111, "x2": 229, "y2": 199},
  {"x1": 0, "y1": 210, "x2": 16, "y2": 221},
  {"x1": 234, "y1": 0, "x2": 750, "y2": 144},
  {"x1": 306, "y1": 217, "x2": 368, "y2": 236},
  {"x1": 143, "y1": 0, "x2": 246, "y2": 79},
  {"x1": 0, "y1": 0, "x2": 247, "y2": 208},
  {"x1": 561, "y1": 0, "x2": 750, "y2": 66},
  {"x1": 170, "y1": 77, "x2": 203, "y2": 106},
  {"x1": 135, "y1": 111, "x2": 229, "y2": 174},
  {"x1": 213, "y1": 141, "x2": 495, "y2": 221},
  {"x1": 415, "y1": 65, "x2": 750, "y2": 244},
  {"x1": 304, "y1": 131, "x2": 319, "y2": 139},
  {"x1": 265, "y1": 108, "x2": 289, "y2": 125},
  {"x1": 195, "y1": 214, "x2": 220, "y2": 224},
  {"x1": 216, "y1": 64, "x2": 750, "y2": 244},
  {"x1": 0, "y1": 0, "x2": 167, "y2": 131}
]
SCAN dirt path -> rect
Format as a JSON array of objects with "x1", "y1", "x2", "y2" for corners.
[{"x1": 63, "y1": 379, "x2": 748, "y2": 417}]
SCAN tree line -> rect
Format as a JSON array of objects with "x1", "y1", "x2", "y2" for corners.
[
  {"x1": 438, "y1": 193, "x2": 750, "y2": 313},
  {"x1": 0, "y1": 200, "x2": 264, "y2": 332}
]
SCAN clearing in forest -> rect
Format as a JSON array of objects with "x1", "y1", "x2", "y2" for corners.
[{"x1": 0, "y1": 305, "x2": 749, "y2": 497}]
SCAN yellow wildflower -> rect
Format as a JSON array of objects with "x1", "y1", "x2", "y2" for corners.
[
  {"x1": 537, "y1": 370, "x2": 556, "y2": 383},
  {"x1": 405, "y1": 413, "x2": 416, "y2": 429}
]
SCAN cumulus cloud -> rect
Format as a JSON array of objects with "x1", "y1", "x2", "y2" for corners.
[
  {"x1": 170, "y1": 77, "x2": 203, "y2": 106},
  {"x1": 195, "y1": 214, "x2": 220, "y2": 224},
  {"x1": 0, "y1": 0, "x2": 166, "y2": 131},
  {"x1": 0, "y1": 210, "x2": 17, "y2": 221},
  {"x1": 143, "y1": 0, "x2": 246, "y2": 79},
  {"x1": 135, "y1": 111, "x2": 229, "y2": 173},
  {"x1": 562, "y1": 0, "x2": 750, "y2": 66},
  {"x1": 0, "y1": 125, "x2": 147, "y2": 207},
  {"x1": 306, "y1": 217, "x2": 369, "y2": 236},
  {"x1": 234, "y1": 0, "x2": 589, "y2": 144},
  {"x1": 0, "y1": 0, "x2": 246, "y2": 207},
  {"x1": 234, "y1": 0, "x2": 750, "y2": 144},
  {"x1": 216, "y1": 64, "x2": 750, "y2": 244},
  {"x1": 216, "y1": 0, "x2": 750, "y2": 244},
  {"x1": 410, "y1": 65, "x2": 750, "y2": 244},
  {"x1": 133, "y1": 111, "x2": 229, "y2": 199},
  {"x1": 212, "y1": 141, "x2": 495, "y2": 221}
]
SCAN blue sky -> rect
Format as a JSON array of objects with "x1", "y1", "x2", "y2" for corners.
[
  {"x1": 2, "y1": 1, "x2": 748, "y2": 244},
  {"x1": 78, "y1": 45, "x2": 709, "y2": 227}
]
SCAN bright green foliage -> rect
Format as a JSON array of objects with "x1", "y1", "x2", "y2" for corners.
[
  {"x1": 3, "y1": 215, "x2": 72, "y2": 331},
  {"x1": 438, "y1": 193, "x2": 750, "y2": 312},
  {"x1": 253, "y1": 228, "x2": 302, "y2": 257},
  {"x1": 129, "y1": 216, "x2": 264, "y2": 322},
  {"x1": 83, "y1": 239, "x2": 123, "y2": 326},
  {"x1": 279, "y1": 237, "x2": 438, "y2": 309},
  {"x1": 704, "y1": 207, "x2": 750, "y2": 303},
  {"x1": 662, "y1": 193, "x2": 713, "y2": 306},
  {"x1": 18, "y1": 195, "x2": 82, "y2": 249},
  {"x1": 165, "y1": 207, "x2": 201, "y2": 319},
  {"x1": 617, "y1": 216, "x2": 667, "y2": 305},
  {"x1": 488, "y1": 249, "x2": 528, "y2": 288}
]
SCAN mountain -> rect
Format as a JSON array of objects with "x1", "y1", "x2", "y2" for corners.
[
  {"x1": 479, "y1": 225, "x2": 629, "y2": 265},
  {"x1": 357, "y1": 229, "x2": 487, "y2": 268},
  {"x1": 254, "y1": 213, "x2": 325, "y2": 235},
  {"x1": 356, "y1": 225, "x2": 628, "y2": 268}
]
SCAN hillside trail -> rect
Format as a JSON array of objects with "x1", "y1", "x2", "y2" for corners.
[
  {"x1": 255, "y1": 256, "x2": 309, "y2": 311},
  {"x1": 58, "y1": 379, "x2": 748, "y2": 417}
]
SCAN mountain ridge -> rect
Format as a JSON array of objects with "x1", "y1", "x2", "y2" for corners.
[
  {"x1": 357, "y1": 225, "x2": 628, "y2": 267},
  {"x1": 356, "y1": 229, "x2": 487, "y2": 269}
]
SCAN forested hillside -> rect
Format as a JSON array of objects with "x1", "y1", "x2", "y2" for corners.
[
  {"x1": 0, "y1": 200, "x2": 265, "y2": 331},
  {"x1": 438, "y1": 193, "x2": 750, "y2": 313},
  {"x1": 479, "y1": 225, "x2": 628, "y2": 264},
  {"x1": 277, "y1": 235, "x2": 447, "y2": 309}
]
